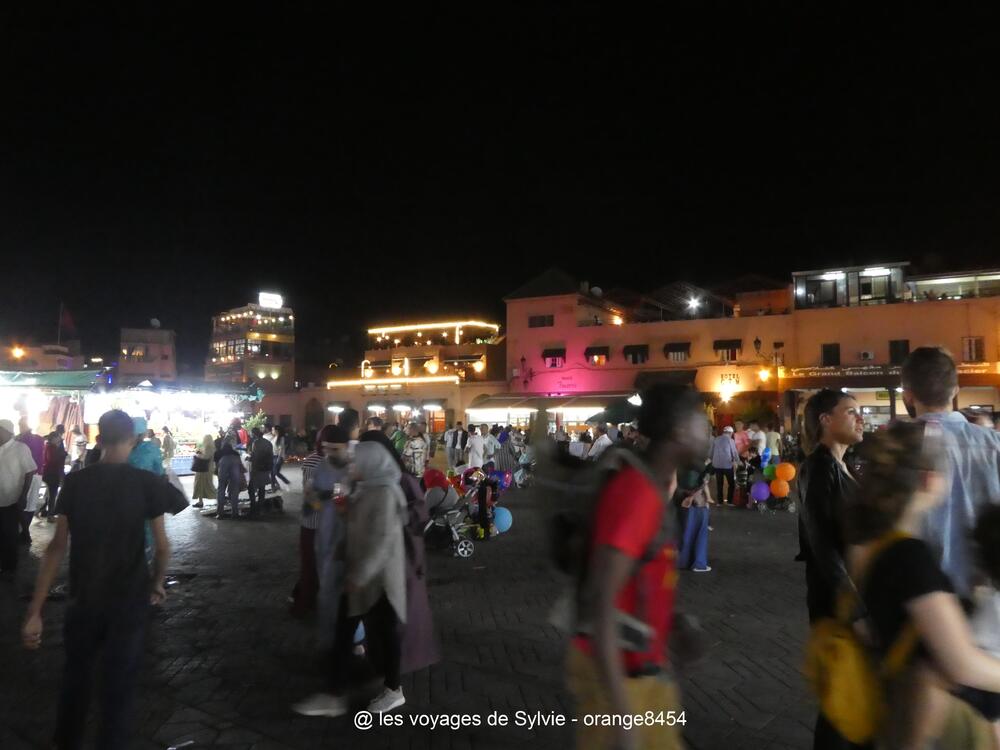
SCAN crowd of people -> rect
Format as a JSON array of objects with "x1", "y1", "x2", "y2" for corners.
[{"x1": 7, "y1": 345, "x2": 1000, "y2": 749}]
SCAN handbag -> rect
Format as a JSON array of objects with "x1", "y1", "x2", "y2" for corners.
[{"x1": 191, "y1": 456, "x2": 210, "y2": 473}]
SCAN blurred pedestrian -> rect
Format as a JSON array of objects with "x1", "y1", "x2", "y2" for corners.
[
  {"x1": 21, "y1": 409, "x2": 187, "y2": 750},
  {"x1": 587, "y1": 423, "x2": 613, "y2": 461},
  {"x1": 268, "y1": 425, "x2": 291, "y2": 491},
  {"x1": 294, "y1": 440, "x2": 408, "y2": 717},
  {"x1": 248, "y1": 427, "x2": 274, "y2": 516},
  {"x1": 401, "y1": 423, "x2": 429, "y2": 477},
  {"x1": 160, "y1": 427, "x2": 175, "y2": 469},
  {"x1": 841, "y1": 422, "x2": 1000, "y2": 748},
  {"x1": 567, "y1": 384, "x2": 710, "y2": 750},
  {"x1": 41, "y1": 430, "x2": 68, "y2": 521},
  {"x1": 0, "y1": 419, "x2": 36, "y2": 575},
  {"x1": 710, "y1": 425, "x2": 739, "y2": 505},
  {"x1": 448, "y1": 422, "x2": 469, "y2": 468},
  {"x1": 213, "y1": 434, "x2": 242, "y2": 520},
  {"x1": 16, "y1": 418, "x2": 44, "y2": 543},
  {"x1": 360, "y1": 431, "x2": 439, "y2": 675},
  {"x1": 191, "y1": 435, "x2": 217, "y2": 509}
]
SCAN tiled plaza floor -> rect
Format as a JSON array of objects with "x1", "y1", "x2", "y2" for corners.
[{"x1": 0, "y1": 466, "x2": 814, "y2": 749}]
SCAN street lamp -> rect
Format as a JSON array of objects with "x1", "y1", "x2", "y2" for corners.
[{"x1": 11, "y1": 346, "x2": 25, "y2": 360}]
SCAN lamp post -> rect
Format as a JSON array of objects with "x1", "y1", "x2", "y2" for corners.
[{"x1": 753, "y1": 337, "x2": 782, "y2": 428}]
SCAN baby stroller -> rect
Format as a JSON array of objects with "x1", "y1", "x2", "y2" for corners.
[{"x1": 424, "y1": 485, "x2": 478, "y2": 558}]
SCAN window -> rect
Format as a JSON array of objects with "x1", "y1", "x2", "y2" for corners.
[
  {"x1": 584, "y1": 346, "x2": 609, "y2": 366},
  {"x1": 161, "y1": 354, "x2": 170, "y2": 361},
  {"x1": 664, "y1": 342, "x2": 690, "y2": 363},
  {"x1": 529, "y1": 315, "x2": 554, "y2": 328},
  {"x1": 542, "y1": 348, "x2": 566, "y2": 368},
  {"x1": 963, "y1": 336, "x2": 986, "y2": 363},
  {"x1": 623, "y1": 345, "x2": 649, "y2": 365},
  {"x1": 889, "y1": 339, "x2": 910, "y2": 365},
  {"x1": 713, "y1": 339, "x2": 742, "y2": 363},
  {"x1": 822, "y1": 343, "x2": 841, "y2": 367}
]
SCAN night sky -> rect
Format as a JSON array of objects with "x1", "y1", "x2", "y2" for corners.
[{"x1": 5, "y1": 5, "x2": 1000, "y2": 373}]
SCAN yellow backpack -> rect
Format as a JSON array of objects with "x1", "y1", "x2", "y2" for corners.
[{"x1": 803, "y1": 532, "x2": 920, "y2": 744}]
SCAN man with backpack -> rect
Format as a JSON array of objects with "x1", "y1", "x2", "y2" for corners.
[{"x1": 564, "y1": 384, "x2": 710, "y2": 750}]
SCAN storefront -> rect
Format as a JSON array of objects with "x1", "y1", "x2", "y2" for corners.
[{"x1": 82, "y1": 381, "x2": 260, "y2": 463}]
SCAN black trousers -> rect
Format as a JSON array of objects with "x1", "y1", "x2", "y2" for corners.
[
  {"x1": 714, "y1": 467, "x2": 735, "y2": 504},
  {"x1": 55, "y1": 600, "x2": 149, "y2": 750},
  {"x1": 327, "y1": 594, "x2": 401, "y2": 694},
  {"x1": 0, "y1": 503, "x2": 20, "y2": 571},
  {"x1": 43, "y1": 475, "x2": 62, "y2": 515}
]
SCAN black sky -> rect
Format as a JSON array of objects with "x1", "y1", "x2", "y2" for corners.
[{"x1": 4, "y1": 4, "x2": 1000, "y2": 372}]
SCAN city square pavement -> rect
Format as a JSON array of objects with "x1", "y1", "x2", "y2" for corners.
[{"x1": 0, "y1": 466, "x2": 815, "y2": 750}]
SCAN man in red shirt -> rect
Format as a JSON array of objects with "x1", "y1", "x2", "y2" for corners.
[{"x1": 568, "y1": 384, "x2": 710, "y2": 750}]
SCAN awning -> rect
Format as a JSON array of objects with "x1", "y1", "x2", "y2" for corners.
[
  {"x1": 634, "y1": 370, "x2": 698, "y2": 390},
  {"x1": 622, "y1": 344, "x2": 649, "y2": 356},
  {"x1": 467, "y1": 394, "x2": 538, "y2": 410},
  {"x1": 663, "y1": 342, "x2": 691, "y2": 355},
  {"x1": 0, "y1": 369, "x2": 103, "y2": 391},
  {"x1": 584, "y1": 346, "x2": 610, "y2": 359},
  {"x1": 713, "y1": 339, "x2": 742, "y2": 351},
  {"x1": 542, "y1": 348, "x2": 566, "y2": 359}
]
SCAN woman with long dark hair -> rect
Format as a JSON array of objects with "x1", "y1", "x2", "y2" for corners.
[{"x1": 796, "y1": 389, "x2": 865, "y2": 749}]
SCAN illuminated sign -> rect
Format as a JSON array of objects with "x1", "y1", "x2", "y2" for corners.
[
  {"x1": 327, "y1": 375, "x2": 460, "y2": 388},
  {"x1": 367, "y1": 320, "x2": 499, "y2": 335},
  {"x1": 258, "y1": 292, "x2": 284, "y2": 309}
]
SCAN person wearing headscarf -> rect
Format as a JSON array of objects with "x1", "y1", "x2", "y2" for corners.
[
  {"x1": 293, "y1": 440, "x2": 408, "y2": 718},
  {"x1": 128, "y1": 418, "x2": 164, "y2": 477},
  {"x1": 360, "y1": 430, "x2": 440, "y2": 675},
  {"x1": 191, "y1": 435, "x2": 217, "y2": 509}
]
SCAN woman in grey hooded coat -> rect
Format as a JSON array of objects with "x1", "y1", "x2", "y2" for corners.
[{"x1": 345, "y1": 441, "x2": 409, "y2": 713}]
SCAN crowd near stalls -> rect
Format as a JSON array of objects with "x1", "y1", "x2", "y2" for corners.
[{"x1": 8, "y1": 347, "x2": 1000, "y2": 750}]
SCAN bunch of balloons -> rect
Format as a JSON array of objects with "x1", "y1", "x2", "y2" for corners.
[{"x1": 753, "y1": 462, "x2": 797, "y2": 500}]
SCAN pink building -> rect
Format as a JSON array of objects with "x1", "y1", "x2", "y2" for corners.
[{"x1": 502, "y1": 266, "x2": 1000, "y2": 432}]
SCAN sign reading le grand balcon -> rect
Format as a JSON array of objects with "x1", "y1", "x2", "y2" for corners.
[{"x1": 786, "y1": 362, "x2": 998, "y2": 380}]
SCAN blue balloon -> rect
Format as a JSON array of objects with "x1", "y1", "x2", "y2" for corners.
[{"x1": 493, "y1": 506, "x2": 513, "y2": 533}]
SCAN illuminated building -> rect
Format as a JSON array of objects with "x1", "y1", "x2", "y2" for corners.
[
  {"x1": 506, "y1": 265, "x2": 1000, "y2": 432},
  {"x1": 205, "y1": 292, "x2": 295, "y2": 391}
]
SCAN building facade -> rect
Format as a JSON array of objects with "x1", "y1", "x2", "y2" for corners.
[
  {"x1": 1, "y1": 343, "x2": 83, "y2": 371},
  {"x1": 117, "y1": 327, "x2": 177, "y2": 383},
  {"x1": 505, "y1": 265, "x2": 1000, "y2": 432},
  {"x1": 205, "y1": 293, "x2": 295, "y2": 392}
]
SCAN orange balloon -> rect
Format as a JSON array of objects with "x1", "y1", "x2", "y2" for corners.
[
  {"x1": 770, "y1": 479, "x2": 790, "y2": 499},
  {"x1": 775, "y1": 462, "x2": 796, "y2": 482}
]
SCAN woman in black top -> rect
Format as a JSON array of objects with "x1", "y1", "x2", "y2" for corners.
[
  {"x1": 797, "y1": 390, "x2": 866, "y2": 750},
  {"x1": 848, "y1": 422, "x2": 1000, "y2": 749}
]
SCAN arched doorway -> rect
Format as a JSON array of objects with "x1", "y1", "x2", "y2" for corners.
[{"x1": 304, "y1": 398, "x2": 324, "y2": 433}]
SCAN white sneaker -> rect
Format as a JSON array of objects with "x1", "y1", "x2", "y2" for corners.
[
  {"x1": 693, "y1": 566, "x2": 712, "y2": 573},
  {"x1": 292, "y1": 693, "x2": 347, "y2": 718},
  {"x1": 367, "y1": 687, "x2": 405, "y2": 714}
]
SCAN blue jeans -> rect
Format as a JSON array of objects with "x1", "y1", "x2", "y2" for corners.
[
  {"x1": 679, "y1": 506, "x2": 710, "y2": 570},
  {"x1": 55, "y1": 599, "x2": 149, "y2": 750}
]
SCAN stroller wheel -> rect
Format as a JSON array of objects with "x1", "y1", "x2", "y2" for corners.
[{"x1": 455, "y1": 539, "x2": 475, "y2": 558}]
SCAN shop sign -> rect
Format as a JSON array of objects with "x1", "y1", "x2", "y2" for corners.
[
  {"x1": 956, "y1": 363, "x2": 997, "y2": 375},
  {"x1": 876, "y1": 390, "x2": 891, "y2": 400}
]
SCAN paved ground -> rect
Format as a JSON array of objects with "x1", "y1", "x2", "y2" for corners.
[{"x1": 0, "y1": 466, "x2": 815, "y2": 749}]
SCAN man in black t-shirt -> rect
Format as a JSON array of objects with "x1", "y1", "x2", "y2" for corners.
[{"x1": 21, "y1": 409, "x2": 187, "y2": 750}]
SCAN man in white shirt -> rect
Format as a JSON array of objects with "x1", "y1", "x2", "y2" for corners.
[
  {"x1": 0, "y1": 419, "x2": 38, "y2": 577},
  {"x1": 442, "y1": 424, "x2": 456, "y2": 468},
  {"x1": 587, "y1": 424, "x2": 614, "y2": 461},
  {"x1": 466, "y1": 426, "x2": 485, "y2": 469}
]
